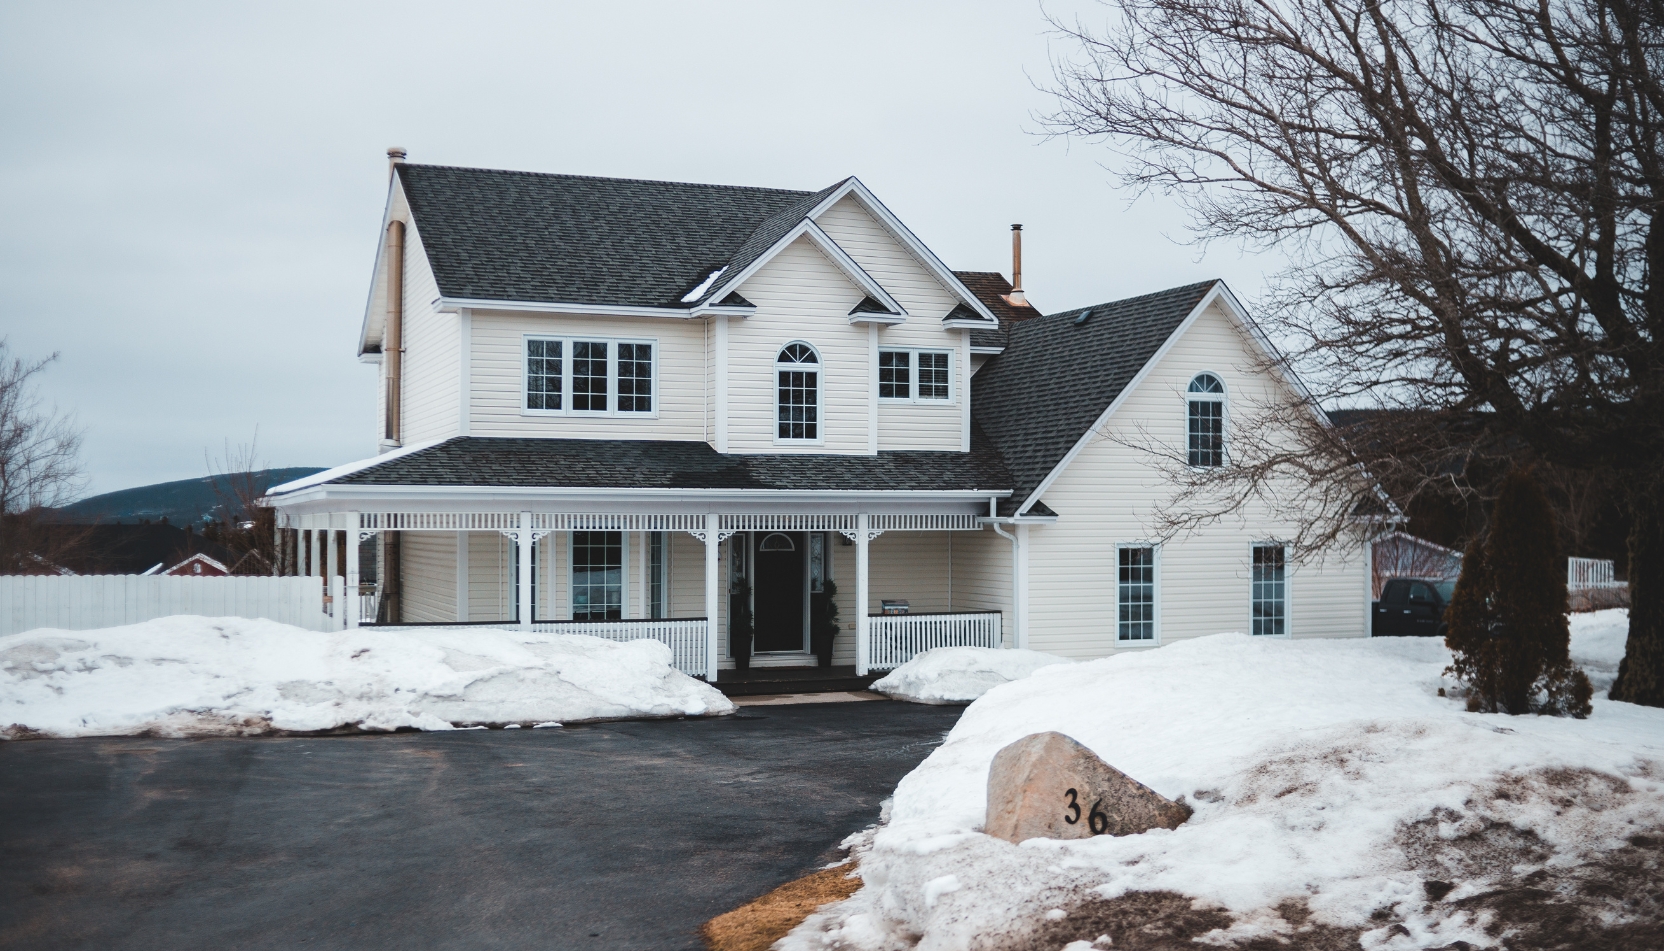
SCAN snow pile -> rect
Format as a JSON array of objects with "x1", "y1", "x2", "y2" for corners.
[
  {"x1": 871, "y1": 647, "x2": 1070, "y2": 704},
  {"x1": 0, "y1": 616, "x2": 734, "y2": 739},
  {"x1": 785, "y1": 630, "x2": 1664, "y2": 951},
  {"x1": 1569, "y1": 608, "x2": 1629, "y2": 693}
]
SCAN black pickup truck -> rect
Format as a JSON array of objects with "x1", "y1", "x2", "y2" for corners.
[{"x1": 1372, "y1": 578, "x2": 1454, "y2": 637}]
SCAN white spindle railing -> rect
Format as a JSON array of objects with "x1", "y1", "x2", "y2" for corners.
[
  {"x1": 531, "y1": 618, "x2": 710, "y2": 677},
  {"x1": 867, "y1": 611, "x2": 1003, "y2": 671},
  {"x1": 1567, "y1": 557, "x2": 1619, "y2": 589}
]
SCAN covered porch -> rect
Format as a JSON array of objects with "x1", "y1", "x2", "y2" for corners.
[{"x1": 273, "y1": 509, "x2": 1009, "y2": 680}]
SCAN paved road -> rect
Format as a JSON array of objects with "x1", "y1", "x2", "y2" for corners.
[{"x1": 0, "y1": 702, "x2": 963, "y2": 951}]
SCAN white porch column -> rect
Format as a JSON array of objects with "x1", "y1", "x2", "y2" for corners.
[
  {"x1": 345, "y1": 514, "x2": 361, "y2": 628},
  {"x1": 1014, "y1": 523, "x2": 1030, "y2": 649},
  {"x1": 517, "y1": 511, "x2": 534, "y2": 630},
  {"x1": 703, "y1": 513, "x2": 720, "y2": 681},
  {"x1": 855, "y1": 513, "x2": 871, "y2": 676}
]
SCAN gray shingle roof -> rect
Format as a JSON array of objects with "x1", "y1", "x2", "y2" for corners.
[
  {"x1": 396, "y1": 164, "x2": 837, "y2": 308},
  {"x1": 327, "y1": 434, "x2": 1011, "y2": 493},
  {"x1": 971, "y1": 281, "x2": 1217, "y2": 515},
  {"x1": 953, "y1": 271, "x2": 1041, "y2": 350}
]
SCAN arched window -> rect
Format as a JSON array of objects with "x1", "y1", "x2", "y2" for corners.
[
  {"x1": 1187, "y1": 373, "x2": 1225, "y2": 467},
  {"x1": 777, "y1": 343, "x2": 820, "y2": 441},
  {"x1": 758, "y1": 533, "x2": 796, "y2": 551}
]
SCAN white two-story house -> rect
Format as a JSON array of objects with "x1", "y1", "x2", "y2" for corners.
[{"x1": 265, "y1": 152, "x2": 1371, "y2": 682}]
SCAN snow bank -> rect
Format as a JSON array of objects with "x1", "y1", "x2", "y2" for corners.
[
  {"x1": 785, "y1": 631, "x2": 1664, "y2": 951},
  {"x1": 871, "y1": 647, "x2": 1069, "y2": 704},
  {"x1": 0, "y1": 616, "x2": 734, "y2": 739},
  {"x1": 1570, "y1": 608, "x2": 1629, "y2": 693}
]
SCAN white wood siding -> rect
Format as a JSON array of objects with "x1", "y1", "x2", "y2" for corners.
[
  {"x1": 397, "y1": 221, "x2": 461, "y2": 444},
  {"x1": 727, "y1": 237, "x2": 874, "y2": 453},
  {"x1": 1023, "y1": 302, "x2": 1369, "y2": 659},
  {"x1": 815, "y1": 197, "x2": 966, "y2": 452},
  {"x1": 465, "y1": 311, "x2": 708, "y2": 440},
  {"x1": 950, "y1": 528, "x2": 1015, "y2": 646},
  {"x1": 401, "y1": 531, "x2": 459, "y2": 622}
]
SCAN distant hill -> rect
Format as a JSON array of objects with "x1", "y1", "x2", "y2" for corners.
[{"x1": 56, "y1": 468, "x2": 326, "y2": 526}]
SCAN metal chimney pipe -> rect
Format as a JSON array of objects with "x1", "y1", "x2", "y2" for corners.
[
  {"x1": 1008, "y1": 224, "x2": 1027, "y2": 306},
  {"x1": 385, "y1": 219, "x2": 405, "y2": 445},
  {"x1": 387, "y1": 146, "x2": 407, "y2": 177}
]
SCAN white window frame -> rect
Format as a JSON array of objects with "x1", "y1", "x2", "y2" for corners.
[
  {"x1": 1114, "y1": 542, "x2": 1161, "y2": 646},
  {"x1": 774, "y1": 340, "x2": 824, "y2": 445},
  {"x1": 877, "y1": 347, "x2": 955, "y2": 402},
  {"x1": 568, "y1": 529, "x2": 628, "y2": 621},
  {"x1": 521, "y1": 334, "x2": 659, "y2": 418},
  {"x1": 1185, "y1": 371, "x2": 1227, "y2": 469},
  {"x1": 1249, "y1": 541, "x2": 1290, "y2": 638}
]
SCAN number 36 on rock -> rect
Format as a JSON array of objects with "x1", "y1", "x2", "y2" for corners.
[{"x1": 983, "y1": 731, "x2": 1192, "y2": 844}]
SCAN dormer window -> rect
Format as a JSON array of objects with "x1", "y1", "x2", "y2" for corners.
[
  {"x1": 524, "y1": 335, "x2": 655, "y2": 416},
  {"x1": 776, "y1": 343, "x2": 820, "y2": 441},
  {"x1": 1187, "y1": 373, "x2": 1225, "y2": 467}
]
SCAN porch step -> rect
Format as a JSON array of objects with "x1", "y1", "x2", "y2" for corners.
[{"x1": 714, "y1": 665, "x2": 884, "y2": 697}]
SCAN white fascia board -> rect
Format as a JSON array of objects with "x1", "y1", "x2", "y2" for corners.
[
  {"x1": 806, "y1": 178, "x2": 1000, "y2": 325},
  {"x1": 849, "y1": 311, "x2": 907, "y2": 326},
  {"x1": 977, "y1": 514, "x2": 1059, "y2": 525},
  {"x1": 971, "y1": 346, "x2": 1005, "y2": 355},
  {"x1": 1014, "y1": 282, "x2": 1228, "y2": 516},
  {"x1": 688, "y1": 303, "x2": 757, "y2": 318},
  {"x1": 435, "y1": 297, "x2": 696, "y2": 319},
  {"x1": 944, "y1": 318, "x2": 999, "y2": 330},
  {"x1": 358, "y1": 352, "x2": 384, "y2": 365},
  {"x1": 269, "y1": 484, "x2": 1011, "y2": 511},
  {"x1": 356, "y1": 176, "x2": 404, "y2": 357}
]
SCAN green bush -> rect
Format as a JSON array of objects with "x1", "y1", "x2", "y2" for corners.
[{"x1": 1445, "y1": 467, "x2": 1591, "y2": 717}]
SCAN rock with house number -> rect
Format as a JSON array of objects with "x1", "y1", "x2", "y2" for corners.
[{"x1": 983, "y1": 731, "x2": 1191, "y2": 843}]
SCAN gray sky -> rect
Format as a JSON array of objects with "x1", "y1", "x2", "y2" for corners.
[{"x1": 1, "y1": 0, "x2": 1277, "y2": 498}]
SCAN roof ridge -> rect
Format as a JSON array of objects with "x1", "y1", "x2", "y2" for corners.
[
  {"x1": 398, "y1": 163, "x2": 818, "y2": 198},
  {"x1": 1043, "y1": 280, "x2": 1219, "y2": 321}
]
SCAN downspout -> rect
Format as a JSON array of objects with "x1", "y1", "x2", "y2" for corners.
[
  {"x1": 384, "y1": 218, "x2": 405, "y2": 447},
  {"x1": 990, "y1": 521, "x2": 1020, "y2": 649}
]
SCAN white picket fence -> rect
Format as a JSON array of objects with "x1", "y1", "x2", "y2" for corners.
[
  {"x1": 0, "y1": 575, "x2": 334, "y2": 637},
  {"x1": 1567, "y1": 557, "x2": 1620, "y2": 589},
  {"x1": 532, "y1": 618, "x2": 710, "y2": 676},
  {"x1": 868, "y1": 611, "x2": 1003, "y2": 671}
]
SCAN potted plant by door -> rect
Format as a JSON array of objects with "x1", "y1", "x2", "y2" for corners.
[
  {"x1": 730, "y1": 579, "x2": 754, "y2": 671},
  {"x1": 810, "y1": 579, "x2": 840, "y2": 667}
]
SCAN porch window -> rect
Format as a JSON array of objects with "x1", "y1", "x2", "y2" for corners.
[
  {"x1": 526, "y1": 339, "x2": 562, "y2": 410},
  {"x1": 1187, "y1": 373, "x2": 1225, "y2": 467},
  {"x1": 878, "y1": 349, "x2": 953, "y2": 400},
  {"x1": 1116, "y1": 546, "x2": 1157, "y2": 642},
  {"x1": 572, "y1": 340, "x2": 609, "y2": 412},
  {"x1": 777, "y1": 343, "x2": 820, "y2": 441},
  {"x1": 510, "y1": 539, "x2": 540, "y2": 622},
  {"x1": 1251, "y1": 543, "x2": 1287, "y2": 636},
  {"x1": 648, "y1": 531, "x2": 667, "y2": 619},
  {"x1": 809, "y1": 532, "x2": 826, "y2": 593},
  {"x1": 878, "y1": 350, "x2": 910, "y2": 399},
  {"x1": 572, "y1": 531, "x2": 624, "y2": 620}
]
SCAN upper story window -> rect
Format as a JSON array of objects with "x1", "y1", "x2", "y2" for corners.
[
  {"x1": 1187, "y1": 372, "x2": 1225, "y2": 467},
  {"x1": 777, "y1": 343, "x2": 820, "y2": 441},
  {"x1": 524, "y1": 336, "x2": 655, "y2": 416},
  {"x1": 878, "y1": 349, "x2": 953, "y2": 401}
]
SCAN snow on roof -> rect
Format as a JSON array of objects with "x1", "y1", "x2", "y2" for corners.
[{"x1": 264, "y1": 439, "x2": 446, "y2": 497}]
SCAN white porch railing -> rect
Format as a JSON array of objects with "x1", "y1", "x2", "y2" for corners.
[
  {"x1": 868, "y1": 611, "x2": 1003, "y2": 671},
  {"x1": 1568, "y1": 557, "x2": 1620, "y2": 589},
  {"x1": 531, "y1": 618, "x2": 710, "y2": 677}
]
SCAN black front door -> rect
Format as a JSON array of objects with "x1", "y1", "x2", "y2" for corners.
[{"x1": 752, "y1": 533, "x2": 805, "y2": 652}]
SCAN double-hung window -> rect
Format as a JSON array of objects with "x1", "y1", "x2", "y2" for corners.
[
  {"x1": 1116, "y1": 545, "x2": 1157, "y2": 643},
  {"x1": 1251, "y1": 543, "x2": 1287, "y2": 636},
  {"x1": 877, "y1": 349, "x2": 953, "y2": 401},
  {"x1": 777, "y1": 343, "x2": 820, "y2": 441},
  {"x1": 572, "y1": 531, "x2": 624, "y2": 620},
  {"x1": 523, "y1": 336, "x2": 655, "y2": 415}
]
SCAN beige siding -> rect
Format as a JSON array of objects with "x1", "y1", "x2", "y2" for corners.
[
  {"x1": 727, "y1": 237, "x2": 874, "y2": 453},
  {"x1": 466, "y1": 311, "x2": 708, "y2": 440},
  {"x1": 467, "y1": 532, "x2": 513, "y2": 622},
  {"x1": 400, "y1": 532, "x2": 458, "y2": 622},
  {"x1": 397, "y1": 220, "x2": 460, "y2": 444},
  {"x1": 1024, "y1": 302, "x2": 1370, "y2": 659},
  {"x1": 816, "y1": 197, "x2": 966, "y2": 452},
  {"x1": 950, "y1": 528, "x2": 1015, "y2": 647}
]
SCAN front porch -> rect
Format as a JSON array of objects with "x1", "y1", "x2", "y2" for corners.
[{"x1": 276, "y1": 511, "x2": 1009, "y2": 680}]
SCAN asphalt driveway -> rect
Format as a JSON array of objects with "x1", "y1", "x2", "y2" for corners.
[{"x1": 0, "y1": 701, "x2": 964, "y2": 951}]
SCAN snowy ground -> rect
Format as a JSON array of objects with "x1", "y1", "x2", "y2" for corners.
[
  {"x1": 785, "y1": 611, "x2": 1664, "y2": 950},
  {"x1": 871, "y1": 647, "x2": 1070, "y2": 704},
  {"x1": 0, "y1": 616, "x2": 734, "y2": 739}
]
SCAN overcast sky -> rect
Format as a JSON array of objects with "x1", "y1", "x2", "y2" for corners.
[{"x1": 1, "y1": 0, "x2": 1278, "y2": 498}]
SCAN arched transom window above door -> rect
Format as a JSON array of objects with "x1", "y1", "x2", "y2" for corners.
[{"x1": 758, "y1": 532, "x2": 796, "y2": 552}]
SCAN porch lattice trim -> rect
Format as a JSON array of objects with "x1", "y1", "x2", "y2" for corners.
[{"x1": 282, "y1": 511, "x2": 985, "y2": 532}]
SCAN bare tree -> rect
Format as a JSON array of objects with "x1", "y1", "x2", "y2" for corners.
[
  {"x1": 1043, "y1": 0, "x2": 1664, "y2": 705},
  {"x1": 0, "y1": 340, "x2": 86, "y2": 573},
  {"x1": 201, "y1": 434, "x2": 281, "y2": 575}
]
